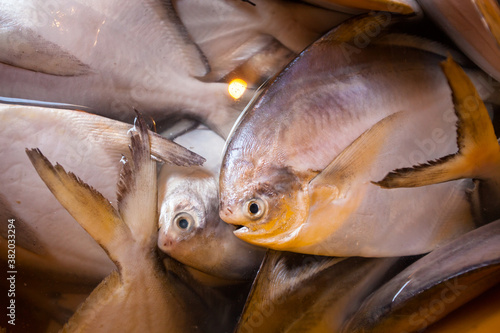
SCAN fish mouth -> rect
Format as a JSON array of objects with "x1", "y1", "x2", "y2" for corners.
[{"x1": 233, "y1": 225, "x2": 248, "y2": 234}]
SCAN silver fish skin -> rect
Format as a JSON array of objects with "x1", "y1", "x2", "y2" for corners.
[
  {"x1": 0, "y1": 103, "x2": 202, "y2": 283},
  {"x1": 219, "y1": 16, "x2": 496, "y2": 257},
  {"x1": 0, "y1": 0, "x2": 243, "y2": 136},
  {"x1": 418, "y1": 0, "x2": 500, "y2": 82},
  {"x1": 236, "y1": 251, "x2": 404, "y2": 333},
  {"x1": 174, "y1": 0, "x2": 352, "y2": 81},
  {"x1": 158, "y1": 126, "x2": 265, "y2": 282},
  {"x1": 343, "y1": 219, "x2": 500, "y2": 333},
  {"x1": 25, "y1": 115, "x2": 214, "y2": 332}
]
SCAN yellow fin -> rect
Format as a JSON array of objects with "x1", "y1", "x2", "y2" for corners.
[
  {"x1": 312, "y1": 0, "x2": 416, "y2": 15},
  {"x1": 374, "y1": 57, "x2": 500, "y2": 189},
  {"x1": 474, "y1": 0, "x2": 500, "y2": 47},
  {"x1": 25, "y1": 148, "x2": 130, "y2": 263},
  {"x1": 309, "y1": 111, "x2": 406, "y2": 200}
]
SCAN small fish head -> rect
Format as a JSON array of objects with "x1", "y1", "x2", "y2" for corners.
[
  {"x1": 157, "y1": 166, "x2": 218, "y2": 258},
  {"x1": 219, "y1": 159, "x2": 311, "y2": 250}
]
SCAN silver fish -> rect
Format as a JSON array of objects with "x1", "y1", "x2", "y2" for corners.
[
  {"x1": 235, "y1": 250, "x2": 405, "y2": 333},
  {"x1": 24, "y1": 115, "x2": 217, "y2": 332},
  {"x1": 0, "y1": 104, "x2": 202, "y2": 284},
  {"x1": 0, "y1": 0, "x2": 240, "y2": 136},
  {"x1": 219, "y1": 15, "x2": 498, "y2": 257},
  {"x1": 418, "y1": 0, "x2": 500, "y2": 82},
  {"x1": 174, "y1": 0, "x2": 352, "y2": 81},
  {"x1": 343, "y1": 219, "x2": 500, "y2": 333},
  {"x1": 158, "y1": 126, "x2": 265, "y2": 283}
]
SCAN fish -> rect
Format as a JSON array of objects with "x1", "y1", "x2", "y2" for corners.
[
  {"x1": 235, "y1": 250, "x2": 408, "y2": 333},
  {"x1": 219, "y1": 14, "x2": 498, "y2": 257},
  {"x1": 24, "y1": 114, "x2": 221, "y2": 332},
  {"x1": 174, "y1": 0, "x2": 352, "y2": 82},
  {"x1": 342, "y1": 219, "x2": 500, "y2": 333},
  {"x1": 0, "y1": 0, "x2": 353, "y2": 137},
  {"x1": 374, "y1": 57, "x2": 500, "y2": 222},
  {"x1": 157, "y1": 125, "x2": 265, "y2": 284},
  {"x1": 0, "y1": 104, "x2": 203, "y2": 284},
  {"x1": 417, "y1": 0, "x2": 500, "y2": 82},
  {"x1": 0, "y1": 0, "x2": 241, "y2": 136}
]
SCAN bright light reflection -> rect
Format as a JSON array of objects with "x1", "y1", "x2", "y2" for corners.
[{"x1": 228, "y1": 79, "x2": 247, "y2": 100}]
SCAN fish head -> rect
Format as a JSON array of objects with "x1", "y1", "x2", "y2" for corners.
[
  {"x1": 219, "y1": 153, "x2": 313, "y2": 250},
  {"x1": 157, "y1": 166, "x2": 219, "y2": 258}
]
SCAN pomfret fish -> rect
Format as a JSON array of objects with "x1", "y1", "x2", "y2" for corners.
[
  {"x1": 343, "y1": 219, "x2": 500, "y2": 333},
  {"x1": 0, "y1": 0, "x2": 241, "y2": 136},
  {"x1": 0, "y1": 104, "x2": 203, "y2": 283},
  {"x1": 24, "y1": 115, "x2": 217, "y2": 332},
  {"x1": 158, "y1": 126, "x2": 265, "y2": 283},
  {"x1": 219, "y1": 15, "x2": 498, "y2": 257},
  {"x1": 174, "y1": 0, "x2": 352, "y2": 81},
  {"x1": 418, "y1": 0, "x2": 500, "y2": 82},
  {"x1": 235, "y1": 251, "x2": 405, "y2": 333}
]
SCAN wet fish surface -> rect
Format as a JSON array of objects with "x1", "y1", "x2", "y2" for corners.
[
  {"x1": 157, "y1": 125, "x2": 265, "y2": 283},
  {"x1": 219, "y1": 15, "x2": 498, "y2": 257},
  {"x1": 25, "y1": 115, "x2": 221, "y2": 332},
  {"x1": 0, "y1": 104, "x2": 202, "y2": 283}
]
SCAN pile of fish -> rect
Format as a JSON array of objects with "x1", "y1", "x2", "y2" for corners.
[{"x1": 1, "y1": 0, "x2": 500, "y2": 332}]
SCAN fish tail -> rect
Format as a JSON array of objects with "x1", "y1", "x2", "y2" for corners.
[
  {"x1": 25, "y1": 148, "x2": 131, "y2": 264},
  {"x1": 374, "y1": 56, "x2": 500, "y2": 189}
]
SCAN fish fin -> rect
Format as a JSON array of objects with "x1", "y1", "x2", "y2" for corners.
[
  {"x1": 25, "y1": 149, "x2": 130, "y2": 263},
  {"x1": 374, "y1": 57, "x2": 500, "y2": 189},
  {"x1": 474, "y1": 0, "x2": 500, "y2": 48},
  {"x1": 116, "y1": 113, "x2": 158, "y2": 244},
  {"x1": 0, "y1": 25, "x2": 91, "y2": 76},
  {"x1": 309, "y1": 111, "x2": 406, "y2": 199},
  {"x1": 150, "y1": 131, "x2": 205, "y2": 166},
  {"x1": 308, "y1": 0, "x2": 417, "y2": 14}
]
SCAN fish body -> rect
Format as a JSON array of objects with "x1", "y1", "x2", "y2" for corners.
[
  {"x1": 25, "y1": 115, "x2": 215, "y2": 332},
  {"x1": 158, "y1": 126, "x2": 265, "y2": 282},
  {"x1": 0, "y1": 0, "x2": 242, "y2": 135},
  {"x1": 418, "y1": 0, "x2": 500, "y2": 82},
  {"x1": 174, "y1": 0, "x2": 352, "y2": 82},
  {"x1": 236, "y1": 251, "x2": 404, "y2": 333},
  {"x1": 0, "y1": 104, "x2": 202, "y2": 282},
  {"x1": 219, "y1": 16, "x2": 494, "y2": 257},
  {"x1": 343, "y1": 219, "x2": 500, "y2": 333}
]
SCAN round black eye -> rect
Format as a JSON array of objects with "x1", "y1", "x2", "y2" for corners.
[
  {"x1": 177, "y1": 218, "x2": 189, "y2": 229},
  {"x1": 244, "y1": 198, "x2": 266, "y2": 219},
  {"x1": 249, "y1": 202, "x2": 260, "y2": 215}
]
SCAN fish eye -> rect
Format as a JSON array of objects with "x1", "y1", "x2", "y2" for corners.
[
  {"x1": 174, "y1": 213, "x2": 194, "y2": 230},
  {"x1": 244, "y1": 198, "x2": 266, "y2": 220}
]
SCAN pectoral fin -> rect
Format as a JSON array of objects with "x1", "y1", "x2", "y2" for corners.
[
  {"x1": 374, "y1": 57, "x2": 500, "y2": 189},
  {"x1": 25, "y1": 149, "x2": 130, "y2": 263},
  {"x1": 309, "y1": 111, "x2": 405, "y2": 200}
]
